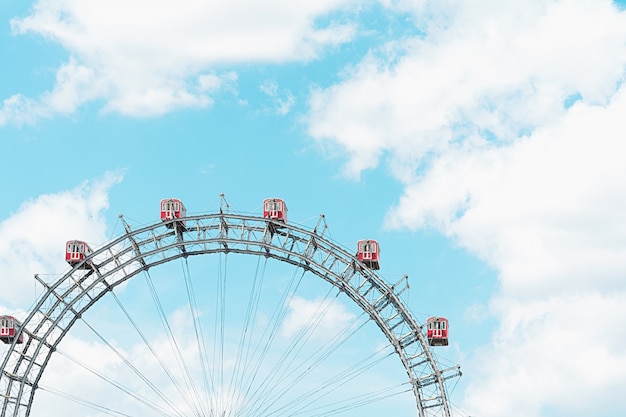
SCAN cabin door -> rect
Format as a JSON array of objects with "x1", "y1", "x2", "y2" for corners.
[
  {"x1": 436, "y1": 321, "x2": 446, "y2": 339},
  {"x1": 431, "y1": 321, "x2": 442, "y2": 339},
  {"x1": 1, "y1": 319, "x2": 10, "y2": 336},
  {"x1": 70, "y1": 245, "x2": 82, "y2": 261}
]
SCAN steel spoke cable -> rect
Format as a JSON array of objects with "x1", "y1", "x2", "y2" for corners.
[
  {"x1": 450, "y1": 401, "x2": 472, "y2": 417},
  {"x1": 266, "y1": 345, "x2": 397, "y2": 417},
  {"x1": 210, "y1": 251, "x2": 229, "y2": 414},
  {"x1": 445, "y1": 377, "x2": 471, "y2": 417},
  {"x1": 239, "y1": 284, "x2": 343, "y2": 416},
  {"x1": 220, "y1": 252, "x2": 229, "y2": 413},
  {"x1": 232, "y1": 264, "x2": 307, "y2": 416},
  {"x1": 0, "y1": 209, "x2": 460, "y2": 417},
  {"x1": 227, "y1": 255, "x2": 271, "y2": 417},
  {"x1": 225, "y1": 254, "x2": 267, "y2": 416},
  {"x1": 181, "y1": 256, "x2": 215, "y2": 414},
  {"x1": 53, "y1": 347, "x2": 180, "y2": 417},
  {"x1": 210, "y1": 252, "x2": 222, "y2": 414},
  {"x1": 76, "y1": 318, "x2": 186, "y2": 417},
  {"x1": 38, "y1": 385, "x2": 136, "y2": 417},
  {"x1": 244, "y1": 296, "x2": 379, "y2": 417},
  {"x1": 246, "y1": 310, "x2": 366, "y2": 416},
  {"x1": 142, "y1": 270, "x2": 207, "y2": 417},
  {"x1": 111, "y1": 268, "x2": 200, "y2": 414},
  {"x1": 253, "y1": 311, "x2": 378, "y2": 416},
  {"x1": 233, "y1": 263, "x2": 307, "y2": 411},
  {"x1": 220, "y1": 253, "x2": 227, "y2": 396},
  {"x1": 107, "y1": 291, "x2": 196, "y2": 417},
  {"x1": 296, "y1": 385, "x2": 412, "y2": 417},
  {"x1": 291, "y1": 382, "x2": 413, "y2": 417},
  {"x1": 275, "y1": 308, "x2": 371, "y2": 383}
]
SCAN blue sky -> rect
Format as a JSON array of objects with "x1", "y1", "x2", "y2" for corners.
[{"x1": 1, "y1": 0, "x2": 626, "y2": 416}]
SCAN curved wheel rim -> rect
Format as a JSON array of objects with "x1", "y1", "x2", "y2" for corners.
[{"x1": 0, "y1": 211, "x2": 461, "y2": 417}]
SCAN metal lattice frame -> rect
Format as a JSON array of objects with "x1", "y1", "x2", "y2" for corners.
[{"x1": 0, "y1": 211, "x2": 461, "y2": 417}]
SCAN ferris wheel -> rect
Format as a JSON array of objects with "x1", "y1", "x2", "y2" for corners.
[{"x1": 0, "y1": 196, "x2": 462, "y2": 417}]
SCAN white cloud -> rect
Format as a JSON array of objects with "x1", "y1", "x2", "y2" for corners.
[
  {"x1": 33, "y1": 327, "x2": 199, "y2": 416},
  {"x1": 305, "y1": 1, "x2": 626, "y2": 415},
  {"x1": 43, "y1": 58, "x2": 106, "y2": 115},
  {"x1": 433, "y1": 85, "x2": 626, "y2": 417},
  {"x1": 0, "y1": 94, "x2": 44, "y2": 127},
  {"x1": 307, "y1": 0, "x2": 626, "y2": 180},
  {"x1": 465, "y1": 292, "x2": 626, "y2": 417},
  {"x1": 281, "y1": 295, "x2": 355, "y2": 340},
  {"x1": 0, "y1": 172, "x2": 122, "y2": 309},
  {"x1": 26, "y1": 295, "x2": 369, "y2": 416},
  {"x1": 198, "y1": 72, "x2": 238, "y2": 94},
  {"x1": 388, "y1": 88, "x2": 626, "y2": 300},
  {"x1": 260, "y1": 80, "x2": 296, "y2": 115},
  {"x1": 3, "y1": 0, "x2": 360, "y2": 122}
]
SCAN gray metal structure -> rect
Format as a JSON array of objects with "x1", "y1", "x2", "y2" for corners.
[{"x1": 0, "y1": 209, "x2": 461, "y2": 417}]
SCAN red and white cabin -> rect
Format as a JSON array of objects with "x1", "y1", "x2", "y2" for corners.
[
  {"x1": 426, "y1": 317, "x2": 449, "y2": 346},
  {"x1": 65, "y1": 240, "x2": 93, "y2": 268},
  {"x1": 263, "y1": 198, "x2": 288, "y2": 223},
  {"x1": 0, "y1": 315, "x2": 24, "y2": 344},
  {"x1": 357, "y1": 239, "x2": 380, "y2": 270},
  {"x1": 160, "y1": 198, "x2": 187, "y2": 228}
]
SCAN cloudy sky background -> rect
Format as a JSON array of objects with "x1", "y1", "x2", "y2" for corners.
[{"x1": 2, "y1": 0, "x2": 626, "y2": 416}]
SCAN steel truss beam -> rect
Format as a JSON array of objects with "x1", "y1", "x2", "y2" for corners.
[{"x1": 0, "y1": 212, "x2": 461, "y2": 417}]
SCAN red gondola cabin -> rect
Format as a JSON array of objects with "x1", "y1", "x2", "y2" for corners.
[
  {"x1": 263, "y1": 198, "x2": 288, "y2": 224},
  {"x1": 160, "y1": 198, "x2": 187, "y2": 229},
  {"x1": 65, "y1": 240, "x2": 93, "y2": 268},
  {"x1": 1, "y1": 316, "x2": 24, "y2": 344},
  {"x1": 357, "y1": 239, "x2": 380, "y2": 270},
  {"x1": 426, "y1": 317, "x2": 449, "y2": 346}
]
